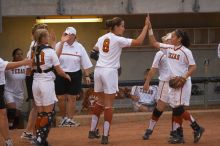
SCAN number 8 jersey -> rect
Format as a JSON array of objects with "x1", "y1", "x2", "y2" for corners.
[{"x1": 95, "y1": 32, "x2": 132, "y2": 69}]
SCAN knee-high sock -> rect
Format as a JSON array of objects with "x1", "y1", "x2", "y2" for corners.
[
  {"x1": 90, "y1": 102, "x2": 104, "y2": 131},
  {"x1": 172, "y1": 106, "x2": 184, "y2": 131},
  {"x1": 171, "y1": 116, "x2": 183, "y2": 131},
  {"x1": 172, "y1": 108, "x2": 183, "y2": 131},
  {"x1": 7, "y1": 108, "x2": 16, "y2": 129},
  {"x1": 172, "y1": 116, "x2": 183, "y2": 131},
  {"x1": 148, "y1": 107, "x2": 163, "y2": 130},
  {"x1": 103, "y1": 107, "x2": 113, "y2": 136},
  {"x1": 181, "y1": 110, "x2": 201, "y2": 131},
  {"x1": 13, "y1": 116, "x2": 20, "y2": 129},
  {"x1": 181, "y1": 110, "x2": 195, "y2": 123}
]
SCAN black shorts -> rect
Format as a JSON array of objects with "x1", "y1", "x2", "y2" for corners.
[
  {"x1": 0, "y1": 85, "x2": 6, "y2": 109},
  {"x1": 25, "y1": 75, "x2": 34, "y2": 101},
  {"x1": 55, "y1": 70, "x2": 82, "y2": 96}
]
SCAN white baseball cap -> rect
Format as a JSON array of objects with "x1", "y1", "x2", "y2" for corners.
[{"x1": 64, "y1": 27, "x2": 76, "y2": 35}]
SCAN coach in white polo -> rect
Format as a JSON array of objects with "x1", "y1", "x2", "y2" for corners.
[{"x1": 55, "y1": 27, "x2": 93, "y2": 127}]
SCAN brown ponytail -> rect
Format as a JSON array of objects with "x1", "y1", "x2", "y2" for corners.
[
  {"x1": 106, "y1": 17, "x2": 123, "y2": 31},
  {"x1": 32, "y1": 24, "x2": 48, "y2": 35},
  {"x1": 33, "y1": 29, "x2": 49, "y2": 44}
]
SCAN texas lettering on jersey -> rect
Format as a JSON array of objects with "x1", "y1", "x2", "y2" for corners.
[
  {"x1": 168, "y1": 52, "x2": 180, "y2": 60},
  {"x1": 139, "y1": 87, "x2": 154, "y2": 95},
  {"x1": 11, "y1": 68, "x2": 26, "y2": 74}
]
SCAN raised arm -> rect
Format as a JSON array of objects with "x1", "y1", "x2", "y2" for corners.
[
  {"x1": 148, "y1": 21, "x2": 161, "y2": 49},
  {"x1": 131, "y1": 17, "x2": 149, "y2": 46},
  {"x1": 56, "y1": 34, "x2": 71, "y2": 57}
]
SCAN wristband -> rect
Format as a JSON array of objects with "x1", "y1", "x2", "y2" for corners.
[{"x1": 148, "y1": 29, "x2": 154, "y2": 36}]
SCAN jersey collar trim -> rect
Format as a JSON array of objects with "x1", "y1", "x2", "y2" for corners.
[{"x1": 174, "y1": 45, "x2": 182, "y2": 51}]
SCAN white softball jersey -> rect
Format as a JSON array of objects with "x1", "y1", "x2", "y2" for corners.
[
  {"x1": 0, "y1": 58, "x2": 9, "y2": 85},
  {"x1": 4, "y1": 65, "x2": 26, "y2": 96},
  {"x1": 159, "y1": 43, "x2": 196, "y2": 107},
  {"x1": 131, "y1": 85, "x2": 158, "y2": 105},
  {"x1": 33, "y1": 48, "x2": 60, "y2": 80},
  {"x1": 152, "y1": 51, "x2": 170, "y2": 81},
  {"x1": 94, "y1": 32, "x2": 132, "y2": 94},
  {"x1": 95, "y1": 32, "x2": 132, "y2": 69},
  {"x1": 55, "y1": 41, "x2": 93, "y2": 72},
  {"x1": 159, "y1": 43, "x2": 196, "y2": 79}
]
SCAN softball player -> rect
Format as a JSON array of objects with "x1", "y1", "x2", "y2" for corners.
[
  {"x1": 142, "y1": 33, "x2": 171, "y2": 140},
  {"x1": 130, "y1": 69, "x2": 158, "y2": 112},
  {"x1": 88, "y1": 17, "x2": 149, "y2": 144},
  {"x1": 31, "y1": 29, "x2": 70, "y2": 146},
  {"x1": 21, "y1": 23, "x2": 49, "y2": 141},
  {"x1": 147, "y1": 21, "x2": 204, "y2": 144},
  {"x1": 0, "y1": 57, "x2": 31, "y2": 146},
  {"x1": 4, "y1": 48, "x2": 27, "y2": 129},
  {"x1": 55, "y1": 27, "x2": 92, "y2": 127}
]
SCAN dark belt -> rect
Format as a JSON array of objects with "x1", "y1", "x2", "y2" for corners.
[{"x1": 33, "y1": 67, "x2": 54, "y2": 73}]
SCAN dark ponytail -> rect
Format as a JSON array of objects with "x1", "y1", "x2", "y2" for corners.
[
  {"x1": 106, "y1": 17, "x2": 123, "y2": 31},
  {"x1": 175, "y1": 29, "x2": 190, "y2": 48}
]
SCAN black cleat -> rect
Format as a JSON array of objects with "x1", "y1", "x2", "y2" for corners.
[
  {"x1": 44, "y1": 141, "x2": 51, "y2": 146},
  {"x1": 143, "y1": 129, "x2": 153, "y2": 140},
  {"x1": 168, "y1": 130, "x2": 185, "y2": 144},
  {"x1": 168, "y1": 131, "x2": 175, "y2": 141},
  {"x1": 88, "y1": 129, "x2": 101, "y2": 139},
  {"x1": 31, "y1": 139, "x2": 51, "y2": 146},
  {"x1": 101, "y1": 136, "x2": 108, "y2": 144},
  {"x1": 193, "y1": 127, "x2": 205, "y2": 143},
  {"x1": 31, "y1": 139, "x2": 42, "y2": 146}
]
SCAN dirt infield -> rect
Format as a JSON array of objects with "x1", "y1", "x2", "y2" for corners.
[{"x1": 1, "y1": 109, "x2": 220, "y2": 146}]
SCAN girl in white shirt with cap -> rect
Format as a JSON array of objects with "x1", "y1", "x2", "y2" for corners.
[{"x1": 55, "y1": 27, "x2": 93, "y2": 127}]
